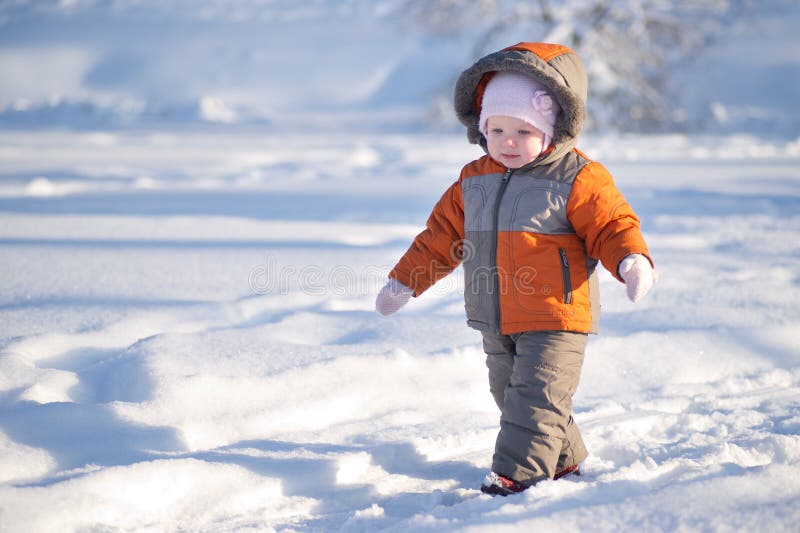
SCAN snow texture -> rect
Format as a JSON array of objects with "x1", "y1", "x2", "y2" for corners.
[
  {"x1": 1, "y1": 127, "x2": 798, "y2": 532},
  {"x1": 1, "y1": 1, "x2": 799, "y2": 135},
  {"x1": 1, "y1": 2, "x2": 800, "y2": 532}
]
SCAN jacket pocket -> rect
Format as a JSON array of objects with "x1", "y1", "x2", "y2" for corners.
[{"x1": 558, "y1": 248, "x2": 573, "y2": 304}]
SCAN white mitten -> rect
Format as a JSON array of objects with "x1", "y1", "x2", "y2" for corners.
[
  {"x1": 618, "y1": 254, "x2": 657, "y2": 303},
  {"x1": 375, "y1": 279, "x2": 414, "y2": 316}
]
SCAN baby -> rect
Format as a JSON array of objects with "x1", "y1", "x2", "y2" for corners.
[{"x1": 376, "y1": 42, "x2": 656, "y2": 495}]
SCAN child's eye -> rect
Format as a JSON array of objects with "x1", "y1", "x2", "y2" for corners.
[
  {"x1": 491, "y1": 128, "x2": 503, "y2": 134},
  {"x1": 518, "y1": 130, "x2": 532, "y2": 135}
]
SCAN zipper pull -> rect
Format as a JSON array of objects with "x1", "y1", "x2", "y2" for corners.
[
  {"x1": 559, "y1": 248, "x2": 569, "y2": 267},
  {"x1": 502, "y1": 168, "x2": 512, "y2": 182}
]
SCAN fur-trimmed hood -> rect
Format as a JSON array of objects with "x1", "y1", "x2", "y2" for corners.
[{"x1": 454, "y1": 42, "x2": 588, "y2": 166}]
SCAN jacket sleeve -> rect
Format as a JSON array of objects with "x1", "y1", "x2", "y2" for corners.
[
  {"x1": 567, "y1": 161, "x2": 653, "y2": 281},
  {"x1": 389, "y1": 180, "x2": 465, "y2": 295}
]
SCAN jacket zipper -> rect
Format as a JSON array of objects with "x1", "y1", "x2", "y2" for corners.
[
  {"x1": 559, "y1": 248, "x2": 573, "y2": 304},
  {"x1": 491, "y1": 168, "x2": 513, "y2": 333}
]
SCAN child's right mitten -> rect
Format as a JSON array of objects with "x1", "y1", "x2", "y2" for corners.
[
  {"x1": 375, "y1": 278, "x2": 414, "y2": 316},
  {"x1": 618, "y1": 254, "x2": 657, "y2": 303}
]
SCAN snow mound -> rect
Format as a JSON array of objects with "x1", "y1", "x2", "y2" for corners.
[
  {"x1": 0, "y1": 459, "x2": 316, "y2": 532},
  {"x1": 0, "y1": 129, "x2": 798, "y2": 530}
]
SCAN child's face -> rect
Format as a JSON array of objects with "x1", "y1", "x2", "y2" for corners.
[{"x1": 485, "y1": 115, "x2": 545, "y2": 169}]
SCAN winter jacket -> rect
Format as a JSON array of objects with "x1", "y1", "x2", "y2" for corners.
[{"x1": 389, "y1": 42, "x2": 652, "y2": 335}]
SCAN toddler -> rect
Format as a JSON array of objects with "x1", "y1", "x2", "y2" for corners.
[{"x1": 375, "y1": 42, "x2": 656, "y2": 495}]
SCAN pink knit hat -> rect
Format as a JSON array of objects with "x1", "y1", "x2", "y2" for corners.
[{"x1": 479, "y1": 71, "x2": 561, "y2": 148}]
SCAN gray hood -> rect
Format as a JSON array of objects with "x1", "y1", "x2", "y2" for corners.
[{"x1": 454, "y1": 42, "x2": 588, "y2": 166}]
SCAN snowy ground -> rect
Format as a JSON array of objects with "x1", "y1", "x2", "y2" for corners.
[{"x1": 0, "y1": 128, "x2": 799, "y2": 532}]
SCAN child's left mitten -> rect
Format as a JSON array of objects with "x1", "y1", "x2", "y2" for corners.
[
  {"x1": 618, "y1": 254, "x2": 657, "y2": 303},
  {"x1": 375, "y1": 279, "x2": 414, "y2": 316}
]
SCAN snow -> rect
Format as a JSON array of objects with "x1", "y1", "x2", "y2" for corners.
[
  {"x1": 1, "y1": 1, "x2": 800, "y2": 532},
  {"x1": 3, "y1": 1, "x2": 798, "y2": 135},
  {"x1": 0, "y1": 459, "x2": 316, "y2": 532},
  {"x1": 1, "y1": 127, "x2": 798, "y2": 531}
]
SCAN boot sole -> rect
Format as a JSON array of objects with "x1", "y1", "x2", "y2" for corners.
[{"x1": 554, "y1": 465, "x2": 581, "y2": 480}]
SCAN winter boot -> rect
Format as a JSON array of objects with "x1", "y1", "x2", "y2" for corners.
[
  {"x1": 480, "y1": 472, "x2": 527, "y2": 496},
  {"x1": 481, "y1": 464, "x2": 582, "y2": 496},
  {"x1": 554, "y1": 464, "x2": 581, "y2": 480}
]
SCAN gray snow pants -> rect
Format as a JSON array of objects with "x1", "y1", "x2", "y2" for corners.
[{"x1": 482, "y1": 330, "x2": 588, "y2": 486}]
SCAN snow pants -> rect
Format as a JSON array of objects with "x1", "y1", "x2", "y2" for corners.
[{"x1": 482, "y1": 330, "x2": 588, "y2": 486}]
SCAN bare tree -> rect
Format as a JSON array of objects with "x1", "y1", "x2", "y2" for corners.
[{"x1": 402, "y1": 0, "x2": 756, "y2": 131}]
